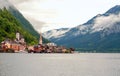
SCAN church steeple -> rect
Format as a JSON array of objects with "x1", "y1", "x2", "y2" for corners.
[{"x1": 39, "y1": 32, "x2": 42, "y2": 44}]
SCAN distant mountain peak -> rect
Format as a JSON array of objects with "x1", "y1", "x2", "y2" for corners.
[
  {"x1": 43, "y1": 5, "x2": 120, "y2": 51},
  {"x1": 105, "y1": 5, "x2": 120, "y2": 15}
]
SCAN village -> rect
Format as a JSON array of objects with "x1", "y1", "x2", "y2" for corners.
[{"x1": 0, "y1": 32, "x2": 74, "y2": 53}]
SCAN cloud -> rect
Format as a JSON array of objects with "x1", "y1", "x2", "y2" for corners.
[
  {"x1": 8, "y1": 0, "x2": 49, "y2": 32},
  {"x1": 8, "y1": 0, "x2": 33, "y2": 4},
  {"x1": 8, "y1": 0, "x2": 120, "y2": 32},
  {"x1": 92, "y1": 13, "x2": 120, "y2": 32},
  {"x1": 23, "y1": 15, "x2": 46, "y2": 32},
  {"x1": 8, "y1": 0, "x2": 87, "y2": 32}
]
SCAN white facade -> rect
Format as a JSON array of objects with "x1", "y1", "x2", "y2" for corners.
[
  {"x1": 16, "y1": 32, "x2": 20, "y2": 40},
  {"x1": 47, "y1": 43, "x2": 57, "y2": 46},
  {"x1": 39, "y1": 33, "x2": 42, "y2": 44}
]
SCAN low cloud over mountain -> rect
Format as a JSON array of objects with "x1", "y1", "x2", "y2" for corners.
[{"x1": 43, "y1": 5, "x2": 120, "y2": 52}]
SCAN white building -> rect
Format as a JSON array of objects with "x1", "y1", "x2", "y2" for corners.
[
  {"x1": 47, "y1": 43, "x2": 57, "y2": 46},
  {"x1": 16, "y1": 32, "x2": 20, "y2": 40}
]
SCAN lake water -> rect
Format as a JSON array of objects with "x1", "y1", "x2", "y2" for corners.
[{"x1": 0, "y1": 53, "x2": 120, "y2": 76}]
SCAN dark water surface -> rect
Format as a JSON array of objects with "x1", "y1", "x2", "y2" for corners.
[{"x1": 0, "y1": 53, "x2": 120, "y2": 76}]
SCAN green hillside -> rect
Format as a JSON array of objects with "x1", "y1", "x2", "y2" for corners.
[
  {"x1": 8, "y1": 7, "x2": 39, "y2": 39},
  {"x1": 0, "y1": 8, "x2": 38, "y2": 45},
  {"x1": 8, "y1": 7, "x2": 49, "y2": 43}
]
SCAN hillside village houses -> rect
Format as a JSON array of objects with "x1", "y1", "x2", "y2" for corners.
[
  {"x1": 0, "y1": 32, "x2": 74, "y2": 53},
  {"x1": 28, "y1": 32, "x2": 68, "y2": 53},
  {"x1": 27, "y1": 32, "x2": 74, "y2": 53},
  {"x1": 0, "y1": 32, "x2": 26, "y2": 52}
]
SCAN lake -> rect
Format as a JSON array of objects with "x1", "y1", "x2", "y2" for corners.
[{"x1": 0, "y1": 53, "x2": 120, "y2": 76}]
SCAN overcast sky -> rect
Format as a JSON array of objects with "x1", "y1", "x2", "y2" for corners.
[{"x1": 8, "y1": 0, "x2": 120, "y2": 32}]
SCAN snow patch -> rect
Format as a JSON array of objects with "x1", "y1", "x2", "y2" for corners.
[
  {"x1": 42, "y1": 28, "x2": 70, "y2": 39},
  {"x1": 92, "y1": 13, "x2": 120, "y2": 33},
  {"x1": 73, "y1": 25, "x2": 89, "y2": 36}
]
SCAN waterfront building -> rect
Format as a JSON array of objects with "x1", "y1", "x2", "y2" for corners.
[{"x1": 47, "y1": 42, "x2": 57, "y2": 46}]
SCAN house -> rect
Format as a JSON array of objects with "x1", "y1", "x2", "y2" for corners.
[{"x1": 0, "y1": 32, "x2": 26, "y2": 52}]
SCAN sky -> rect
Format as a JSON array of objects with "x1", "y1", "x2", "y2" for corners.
[{"x1": 8, "y1": 0, "x2": 120, "y2": 33}]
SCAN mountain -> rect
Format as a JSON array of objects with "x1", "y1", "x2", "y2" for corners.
[
  {"x1": 0, "y1": 8, "x2": 37, "y2": 44},
  {"x1": 0, "y1": 0, "x2": 48, "y2": 44},
  {"x1": 43, "y1": 5, "x2": 120, "y2": 52},
  {"x1": 43, "y1": 28, "x2": 70, "y2": 40},
  {"x1": 8, "y1": 7, "x2": 40, "y2": 39},
  {"x1": 105, "y1": 5, "x2": 120, "y2": 15}
]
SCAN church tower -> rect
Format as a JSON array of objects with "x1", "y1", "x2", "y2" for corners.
[{"x1": 39, "y1": 32, "x2": 43, "y2": 44}]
